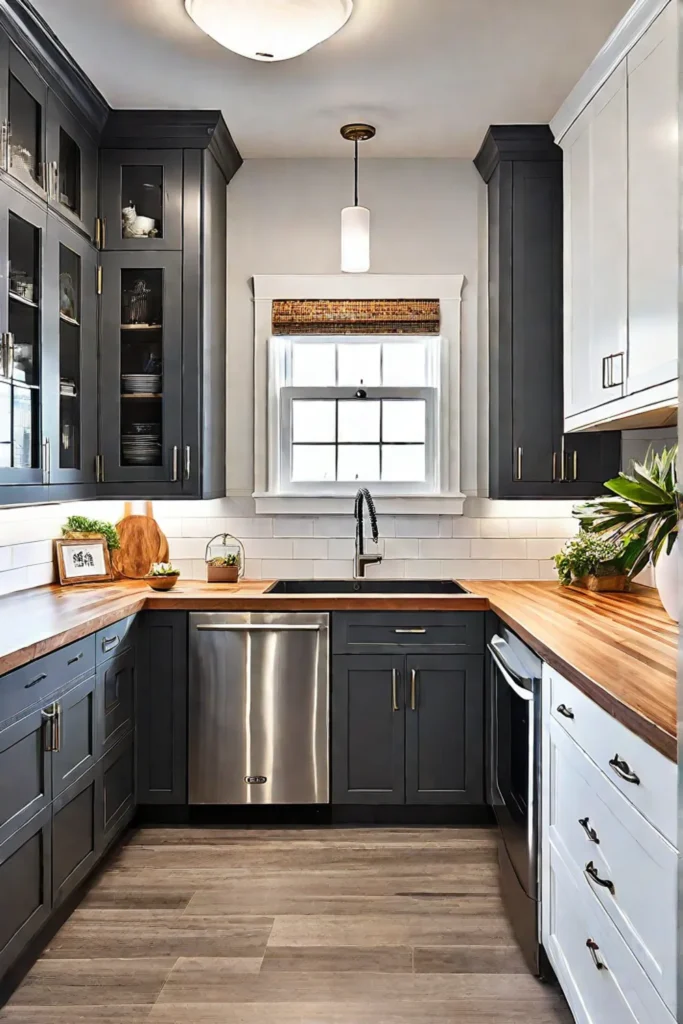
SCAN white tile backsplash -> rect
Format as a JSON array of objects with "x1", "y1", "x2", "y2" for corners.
[{"x1": 0, "y1": 493, "x2": 655, "y2": 595}]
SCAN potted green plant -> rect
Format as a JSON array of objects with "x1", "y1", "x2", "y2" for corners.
[
  {"x1": 207, "y1": 553, "x2": 240, "y2": 584},
  {"x1": 62, "y1": 515, "x2": 120, "y2": 551},
  {"x1": 573, "y1": 445, "x2": 679, "y2": 619},
  {"x1": 553, "y1": 531, "x2": 629, "y2": 592},
  {"x1": 144, "y1": 562, "x2": 181, "y2": 591}
]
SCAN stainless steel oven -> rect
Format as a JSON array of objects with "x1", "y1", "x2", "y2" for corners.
[{"x1": 488, "y1": 627, "x2": 543, "y2": 974}]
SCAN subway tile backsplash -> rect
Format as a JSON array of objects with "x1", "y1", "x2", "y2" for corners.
[{"x1": 0, "y1": 496, "x2": 584, "y2": 596}]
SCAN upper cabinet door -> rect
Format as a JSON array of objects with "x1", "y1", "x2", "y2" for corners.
[
  {"x1": 0, "y1": 184, "x2": 47, "y2": 486},
  {"x1": 42, "y1": 217, "x2": 98, "y2": 487},
  {"x1": 4, "y1": 45, "x2": 48, "y2": 201},
  {"x1": 563, "y1": 63, "x2": 628, "y2": 419},
  {"x1": 100, "y1": 150, "x2": 183, "y2": 251},
  {"x1": 98, "y1": 249, "x2": 183, "y2": 487},
  {"x1": 46, "y1": 92, "x2": 98, "y2": 244},
  {"x1": 626, "y1": 2, "x2": 677, "y2": 396}
]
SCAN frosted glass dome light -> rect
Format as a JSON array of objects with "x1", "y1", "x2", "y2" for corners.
[{"x1": 184, "y1": 0, "x2": 354, "y2": 62}]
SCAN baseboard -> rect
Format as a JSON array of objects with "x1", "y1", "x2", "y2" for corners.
[{"x1": 135, "y1": 804, "x2": 494, "y2": 827}]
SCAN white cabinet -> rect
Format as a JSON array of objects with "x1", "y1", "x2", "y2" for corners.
[
  {"x1": 541, "y1": 665, "x2": 678, "y2": 1022},
  {"x1": 553, "y1": 0, "x2": 678, "y2": 432}
]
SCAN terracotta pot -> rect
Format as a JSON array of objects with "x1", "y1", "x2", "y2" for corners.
[
  {"x1": 575, "y1": 574, "x2": 629, "y2": 593},
  {"x1": 144, "y1": 574, "x2": 179, "y2": 591},
  {"x1": 654, "y1": 535, "x2": 678, "y2": 621},
  {"x1": 207, "y1": 564, "x2": 239, "y2": 583}
]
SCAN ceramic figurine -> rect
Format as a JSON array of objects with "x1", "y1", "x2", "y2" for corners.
[{"x1": 122, "y1": 203, "x2": 158, "y2": 238}]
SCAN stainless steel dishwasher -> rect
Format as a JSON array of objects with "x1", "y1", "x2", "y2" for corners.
[{"x1": 188, "y1": 612, "x2": 329, "y2": 804}]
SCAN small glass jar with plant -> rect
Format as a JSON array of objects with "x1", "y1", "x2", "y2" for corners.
[
  {"x1": 144, "y1": 562, "x2": 181, "y2": 591},
  {"x1": 205, "y1": 533, "x2": 244, "y2": 583}
]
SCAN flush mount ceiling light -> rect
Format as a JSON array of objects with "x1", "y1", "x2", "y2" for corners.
[
  {"x1": 184, "y1": 0, "x2": 354, "y2": 62},
  {"x1": 340, "y1": 123, "x2": 375, "y2": 274}
]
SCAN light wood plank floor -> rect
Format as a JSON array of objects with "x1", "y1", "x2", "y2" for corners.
[{"x1": 1, "y1": 827, "x2": 573, "y2": 1023}]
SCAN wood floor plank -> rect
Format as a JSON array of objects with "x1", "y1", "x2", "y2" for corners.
[
  {"x1": 0, "y1": 1009, "x2": 154, "y2": 1023},
  {"x1": 5, "y1": 958, "x2": 176, "y2": 1006},
  {"x1": 267, "y1": 910, "x2": 516, "y2": 948},
  {"x1": 183, "y1": 891, "x2": 504, "y2": 917},
  {"x1": 414, "y1": 944, "x2": 529, "y2": 974},
  {"x1": 127, "y1": 827, "x2": 495, "y2": 847},
  {"x1": 261, "y1": 946, "x2": 414, "y2": 973}
]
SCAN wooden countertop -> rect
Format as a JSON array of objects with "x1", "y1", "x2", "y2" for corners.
[{"x1": 0, "y1": 578, "x2": 677, "y2": 760}]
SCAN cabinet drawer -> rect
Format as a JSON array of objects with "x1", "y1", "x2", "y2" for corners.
[
  {"x1": 548, "y1": 667, "x2": 676, "y2": 844},
  {"x1": 549, "y1": 719, "x2": 676, "y2": 1012},
  {"x1": 0, "y1": 806, "x2": 51, "y2": 979},
  {"x1": 0, "y1": 635, "x2": 96, "y2": 725},
  {"x1": 95, "y1": 616, "x2": 136, "y2": 665},
  {"x1": 332, "y1": 612, "x2": 484, "y2": 655},
  {"x1": 546, "y1": 839, "x2": 673, "y2": 1024}
]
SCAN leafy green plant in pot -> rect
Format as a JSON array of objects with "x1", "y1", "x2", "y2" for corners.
[
  {"x1": 62, "y1": 515, "x2": 120, "y2": 551},
  {"x1": 573, "y1": 446, "x2": 679, "y2": 620},
  {"x1": 553, "y1": 532, "x2": 629, "y2": 592}
]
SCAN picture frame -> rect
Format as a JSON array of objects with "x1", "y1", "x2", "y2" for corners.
[{"x1": 55, "y1": 537, "x2": 113, "y2": 586}]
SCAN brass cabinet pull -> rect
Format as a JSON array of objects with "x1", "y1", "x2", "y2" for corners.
[
  {"x1": 171, "y1": 445, "x2": 179, "y2": 482},
  {"x1": 556, "y1": 703, "x2": 574, "y2": 719},
  {"x1": 184, "y1": 445, "x2": 191, "y2": 480},
  {"x1": 94, "y1": 217, "x2": 101, "y2": 247},
  {"x1": 410, "y1": 668, "x2": 417, "y2": 711},
  {"x1": 609, "y1": 754, "x2": 640, "y2": 785},
  {"x1": 585, "y1": 861, "x2": 615, "y2": 895},
  {"x1": 552, "y1": 452, "x2": 558, "y2": 482},
  {"x1": 578, "y1": 817, "x2": 600, "y2": 844},
  {"x1": 586, "y1": 939, "x2": 607, "y2": 971},
  {"x1": 41, "y1": 704, "x2": 58, "y2": 751},
  {"x1": 572, "y1": 450, "x2": 578, "y2": 481},
  {"x1": 515, "y1": 446, "x2": 523, "y2": 481},
  {"x1": 391, "y1": 668, "x2": 399, "y2": 712},
  {"x1": 393, "y1": 628, "x2": 426, "y2": 635}
]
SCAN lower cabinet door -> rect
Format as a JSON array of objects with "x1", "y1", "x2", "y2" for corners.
[
  {"x1": 331, "y1": 655, "x2": 405, "y2": 804},
  {"x1": 102, "y1": 731, "x2": 135, "y2": 848},
  {"x1": 404, "y1": 654, "x2": 484, "y2": 805},
  {"x1": 0, "y1": 806, "x2": 51, "y2": 978},
  {"x1": 98, "y1": 647, "x2": 135, "y2": 755},
  {"x1": 0, "y1": 706, "x2": 52, "y2": 846},
  {"x1": 52, "y1": 763, "x2": 103, "y2": 908},
  {"x1": 51, "y1": 674, "x2": 99, "y2": 799}
]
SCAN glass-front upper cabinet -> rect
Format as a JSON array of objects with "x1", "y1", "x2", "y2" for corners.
[
  {"x1": 0, "y1": 183, "x2": 46, "y2": 485},
  {"x1": 41, "y1": 218, "x2": 97, "y2": 486},
  {"x1": 99, "y1": 250, "x2": 182, "y2": 486},
  {"x1": 0, "y1": 44, "x2": 48, "y2": 201},
  {"x1": 100, "y1": 150, "x2": 183, "y2": 250},
  {"x1": 46, "y1": 93, "x2": 98, "y2": 243}
]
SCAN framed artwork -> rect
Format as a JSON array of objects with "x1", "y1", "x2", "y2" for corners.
[{"x1": 55, "y1": 538, "x2": 112, "y2": 585}]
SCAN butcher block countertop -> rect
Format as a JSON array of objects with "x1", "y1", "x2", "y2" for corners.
[{"x1": 0, "y1": 578, "x2": 677, "y2": 760}]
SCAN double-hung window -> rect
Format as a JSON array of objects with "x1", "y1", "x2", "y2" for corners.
[{"x1": 269, "y1": 335, "x2": 441, "y2": 494}]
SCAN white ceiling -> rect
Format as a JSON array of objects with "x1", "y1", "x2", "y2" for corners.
[{"x1": 32, "y1": 0, "x2": 632, "y2": 158}]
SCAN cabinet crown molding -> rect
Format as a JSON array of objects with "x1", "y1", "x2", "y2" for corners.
[
  {"x1": 551, "y1": 0, "x2": 671, "y2": 143},
  {"x1": 474, "y1": 125, "x2": 560, "y2": 183}
]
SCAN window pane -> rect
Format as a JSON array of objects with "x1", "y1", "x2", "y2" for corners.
[
  {"x1": 292, "y1": 400, "x2": 336, "y2": 443},
  {"x1": 292, "y1": 342, "x2": 336, "y2": 386},
  {"x1": 337, "y1": 343, "x2": 381, "y2": 386},
  {"x1": 383, "y1": 399, "x2": 426, "y2": 443},
  {"x1": 382, "y1": 444, "x2": 426, "y2": 481},
  {"x1": 338, "y1": 445, "x2": 380, "y2": 481},
  {"x1": 382, "y1": 342, "x2": 426, "y2": 386},
  {"x1": 292, "y1": 445, "x2": 336, "y2": 481},
  {"x1": 338, "y1": 400, "x2": 380, "y2": 443}
]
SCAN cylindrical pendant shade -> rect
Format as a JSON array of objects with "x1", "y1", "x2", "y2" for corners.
[{"x1": 341, "y1": 206, "x2": 370, "y2": 273}]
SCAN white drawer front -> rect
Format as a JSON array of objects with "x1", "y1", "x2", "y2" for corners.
[
  {"x1": 548, "y1": 667, "x2": 676, "y2": 844},
  {"x1": 549, "y1": 718, "x2": 676, "y2": 1012},
  {"x1": 546, "y1": 840, "x2": 674, "y2": 1024}
]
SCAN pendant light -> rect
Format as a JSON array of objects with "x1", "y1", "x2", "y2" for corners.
[
  {"x1": 184, "y1": 0, "x2": 353, "y2": 62},
  {"x1": 340, "y1": 123, "x2": 375, "y2": 274}
]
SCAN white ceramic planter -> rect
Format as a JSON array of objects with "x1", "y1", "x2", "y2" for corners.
[{"x1": 654, "y1": 534, "x2": 679, "y2": 622}]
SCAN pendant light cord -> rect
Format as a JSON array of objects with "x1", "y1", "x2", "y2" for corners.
[{"x1": 354, "y1": 138, "x2": 359, "y2": 207}]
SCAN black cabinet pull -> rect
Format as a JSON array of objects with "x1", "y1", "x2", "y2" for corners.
[
  {"x1": 102, "y1": 635, "x2": 120, "y2": 653},
  {"x1": 585, "y1": 861, "x2": 615, "y2": 895},
  {"x1": 609, "y1": 755, "x2": 640, "y2": 785},
  {"x1": 578, "y1": 817, "x2": 600, "y2": 844},
  {"x1": 556, "y1": 703, "x2": 574, "y2": 719},
  {"x1": 586, "y1": 939, "x2": 607, "y2": 971},
  {"x1": 67, "y1": 651, "x2": 83, "y2": 666},
  {"x1": 25, "y1": 672, "x2": 47, "y2": 689}
]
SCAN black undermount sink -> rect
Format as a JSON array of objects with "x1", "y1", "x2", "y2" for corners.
[{"x1": 268, "y1": 579, "x2": 468, "y2": 595}]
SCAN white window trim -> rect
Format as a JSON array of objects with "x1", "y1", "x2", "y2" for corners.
[{"x1": 252, "y1": 274, "x2": 466, "y2": 515}]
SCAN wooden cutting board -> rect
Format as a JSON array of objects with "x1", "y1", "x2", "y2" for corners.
[{"x1": 113, "y1": 501, "x2": 169, "y2": 579}]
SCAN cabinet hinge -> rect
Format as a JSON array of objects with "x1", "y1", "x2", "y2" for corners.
[{"x1": 96, "y1": 265, "x2": 103, "y2": 295}]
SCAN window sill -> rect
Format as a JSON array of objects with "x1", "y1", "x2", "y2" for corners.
[{"x1": 252, "y1": 493, "x2": 466, "y2": 516}]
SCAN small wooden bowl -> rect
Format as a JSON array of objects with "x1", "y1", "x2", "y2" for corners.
[{"x1": 144, "y1": 574, "x2": 180, "y2": 591}]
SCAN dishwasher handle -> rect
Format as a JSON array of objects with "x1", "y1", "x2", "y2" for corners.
[{"x1": 194, "y1": 623, "x2": 321, "y2": 632}]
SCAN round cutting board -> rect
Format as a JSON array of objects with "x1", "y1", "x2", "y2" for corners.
[{"x1": 113, "y1": 501, "x2": 169, "y2": 579}]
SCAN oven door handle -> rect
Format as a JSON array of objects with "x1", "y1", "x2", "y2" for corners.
[{"x1": 488, "y1": 639, "x2": 534, "y2": 702}]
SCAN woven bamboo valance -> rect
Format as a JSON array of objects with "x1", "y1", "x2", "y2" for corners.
[{"x1": 271, "y1": 298, "x2": 440, "y2": 335}]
